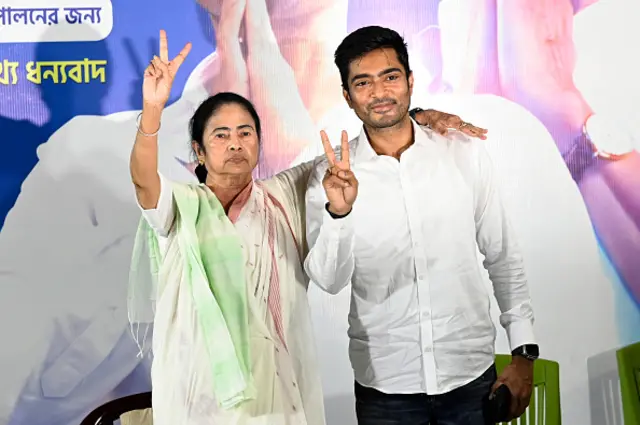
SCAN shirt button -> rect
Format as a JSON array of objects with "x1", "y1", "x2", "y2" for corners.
[
  {"x1": 275, "y1": 347, "x2": 279, "y2": 353},
  {"x1": 292, "y1": 405, "x2": 297, "y2": 411}
]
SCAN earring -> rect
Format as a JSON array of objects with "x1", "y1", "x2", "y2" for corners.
[{"x1": 195, "y1": 159, "x2": 208, "y2": 184}]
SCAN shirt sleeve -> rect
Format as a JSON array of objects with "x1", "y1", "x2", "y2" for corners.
[
  {"x1": 474, "y1": 144, "x2": 536, "y2": 350},
  {"x1": 137, "y1": 173, "x2": 176, "y2": 238},
  {"x1": 303, "y1": 157, "x2": 356, "y2": 295}
]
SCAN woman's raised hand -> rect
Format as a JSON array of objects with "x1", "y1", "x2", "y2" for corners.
[{"x1": 142, "y1": 30, "x2": 192, "y2": 109}]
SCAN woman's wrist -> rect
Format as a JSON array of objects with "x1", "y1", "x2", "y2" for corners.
[{"x1": 140, "y1": 104, "x2": 163, "y2": 132}]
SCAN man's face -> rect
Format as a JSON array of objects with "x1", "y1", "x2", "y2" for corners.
[{"x1": 343, "y1": 48, "x2": 414, "y2": 129}]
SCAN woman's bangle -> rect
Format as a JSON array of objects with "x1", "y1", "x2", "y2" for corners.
[{"x1": 136, "y1": 112, "x2": 161, "y2": 137}]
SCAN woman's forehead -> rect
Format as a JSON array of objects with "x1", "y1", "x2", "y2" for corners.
[{"x1": 205, "y1": 105, "x2": 255, "y2": 129}]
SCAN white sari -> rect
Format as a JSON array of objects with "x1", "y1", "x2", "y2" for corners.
[{"x1": 130, "y1": 163, "x2": 325, "y2": 425}]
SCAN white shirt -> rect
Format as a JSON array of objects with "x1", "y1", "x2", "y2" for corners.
[{"x1": 304, "y1": 119, "x2": 536, "y2": 395}]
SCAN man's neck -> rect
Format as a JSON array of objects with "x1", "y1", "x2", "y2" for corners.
[
  {"x1": 365, "y1": 116, "x2": 414, "y2": 159},
  {"x1": 206, "y1": 173, "x2": 253, "y2": 213}
]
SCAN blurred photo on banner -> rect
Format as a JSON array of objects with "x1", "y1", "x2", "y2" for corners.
[{"x1": 0, "y1": 0, "x2": 638, "y2": 424}]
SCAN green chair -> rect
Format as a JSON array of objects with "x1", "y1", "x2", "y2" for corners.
[
  {"x1": 494, "y1": 354, "x2": 561, "y2": 425},
  {"x1": 617, "y1": 341, "x2": 640, "y2": 425}
]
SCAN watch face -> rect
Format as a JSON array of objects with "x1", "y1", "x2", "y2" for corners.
[
  {"x1": 525, "y1": 345, "x2": 540, "y2": 358},
  {"x1": 584, "y1": 114, "x2": 635, "y2": 158}
]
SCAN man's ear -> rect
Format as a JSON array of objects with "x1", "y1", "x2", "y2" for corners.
[
  {"x1": 343, "y1": 88, "x2": 353, "y2": 109},
  {"x1": 408, "y1": 71, "x2": 414, "y2": 96}
]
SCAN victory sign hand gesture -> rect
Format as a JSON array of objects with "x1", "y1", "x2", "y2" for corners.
[
  {"x1": 143, "y1": 30, "x2": 192, "y2": 109},
  {"x1": 321, "y1": 130, "x2": 358, "y2": 216}
]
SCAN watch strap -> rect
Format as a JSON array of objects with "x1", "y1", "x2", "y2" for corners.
[
  {"x1": 409, "y1": 107, "x2": 424, "y2": 121},
  {"x1": 511, "y1": 344, "x2": 539, "y2": 361},
  {"x1": 325, "y1": 203, "x2": 351, "y2": 219},
  {"x1": 562, "y1": 133, "x2": 598, "y2": 183}
]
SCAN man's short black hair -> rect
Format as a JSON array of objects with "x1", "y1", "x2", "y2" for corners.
[{"x1": 334, "y1": 26, "x2": 411, "y2": 91}]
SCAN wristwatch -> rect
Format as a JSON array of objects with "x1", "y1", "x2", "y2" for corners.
[
  {"x1": 563, "y1": 113, "x2": 635, "y2": 182},
  {"x1": 584, "y1": 113, "x2": 634, "y2": 159},
  {"x1": 511, "y1": 344, "x2": 539, "y2": 361},
  {"x1": 409, "y1": 107, "x2": 430, "y2": 128},
  {"x1": 409, "y1": 107, "x2": 423, "y2": 120},
  {"x1": 325, "y1": 203, "x2": 351, "y2": 219}
]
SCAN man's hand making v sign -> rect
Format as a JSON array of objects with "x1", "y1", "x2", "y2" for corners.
[{"x1": 321, "y1": 130, "x2": 359, "y2": 217}]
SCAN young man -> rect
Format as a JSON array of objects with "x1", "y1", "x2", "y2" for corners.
[{"x1": 304, "y1": 26, "x2": 538, "y2": 425}]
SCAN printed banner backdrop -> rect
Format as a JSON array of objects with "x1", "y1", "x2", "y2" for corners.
[{"x1": 1, "y1": 0, "x2": 639, "y2": 424}]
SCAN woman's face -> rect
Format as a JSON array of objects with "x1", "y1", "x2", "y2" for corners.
[{"x1": 195, "y1": 103, "x2": 260, "y2": 177}]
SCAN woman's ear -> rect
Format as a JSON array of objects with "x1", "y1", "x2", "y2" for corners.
[{"x1": 191, "y1": 141, "x2": 204, "y2": 160}]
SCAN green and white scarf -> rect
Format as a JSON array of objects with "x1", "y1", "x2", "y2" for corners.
[{"x1": 127, "y1": 182, "x2": 255, "y2": 409}]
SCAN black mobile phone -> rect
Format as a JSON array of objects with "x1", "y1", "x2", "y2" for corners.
[{"x1": 485, "y1": 384, "x2": 512, "y2": 423}]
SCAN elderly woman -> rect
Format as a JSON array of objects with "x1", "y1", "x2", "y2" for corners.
[
  {"x1": 130, "y1": 39, "x2": 324, "y2": 425},
  {"x1": 128, "y1": 31, "x2": 483, "y2": 425}
]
